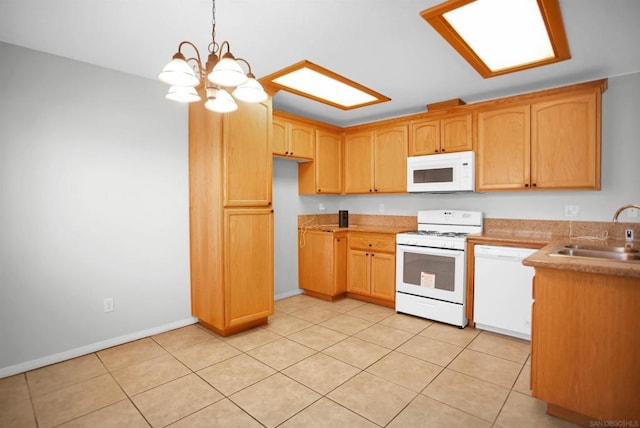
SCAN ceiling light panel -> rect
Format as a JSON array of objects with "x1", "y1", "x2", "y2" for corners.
[
  {"x1": 421, "y1": 0, "x2": 571, "y2": 78},
  {"x1": 262, "y1": 60, "x2": 390, "y2": 110}
]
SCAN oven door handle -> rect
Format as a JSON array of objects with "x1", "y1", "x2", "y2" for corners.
[{"x1": 396, "y1": 244, "x2": 464, "y2": 256}]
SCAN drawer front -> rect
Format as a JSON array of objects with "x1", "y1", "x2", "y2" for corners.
[{"x1": 349, "y1": 233, "x2": 396, "y2": 253}]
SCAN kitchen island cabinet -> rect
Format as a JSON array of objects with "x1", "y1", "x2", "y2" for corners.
[
  {"x1": 298, "y1": 229, "x2": 347, "y2": 300},
  {"x1": 189, "y1": 96, "x2": 274, "y2": 336},
  {"x1": 530, "y1": 267, "x2": 640, "y2": 424},
  {"x1": 347, "y1": 232, "x2": 396, "y2": 307}
]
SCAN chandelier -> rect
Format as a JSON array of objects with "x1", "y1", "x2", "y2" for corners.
[{"x1": 157, "y1": 0, "x2": 268, "y2": 113}]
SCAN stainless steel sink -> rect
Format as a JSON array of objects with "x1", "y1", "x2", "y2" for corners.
[{"x1": 549, "y1": 244, "x2": 640, "y2": 262}]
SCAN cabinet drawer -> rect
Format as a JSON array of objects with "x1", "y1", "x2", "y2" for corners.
[{"x1": 349, "y1": 233, "x2": 396, "y2": 253}]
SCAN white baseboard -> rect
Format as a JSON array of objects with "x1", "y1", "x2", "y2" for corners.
[
  {"x1": 274, "y1": 288, "x2": 303, "y2": 301},
  {"x1": 0, "y1": 316, "x2": 198, "y2": 379}
]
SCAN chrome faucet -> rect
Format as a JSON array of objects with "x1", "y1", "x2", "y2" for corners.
[{"x1": 612, "y1": 204, "x2": 640, "y2": 222}]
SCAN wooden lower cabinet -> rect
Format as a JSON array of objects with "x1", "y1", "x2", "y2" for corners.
[
  {"x1": 347, "y1": 232, "x2": 396, "y2": 307},
  {"x1": 298, "y1": 230, "x2": 347, "y2": 299},
  {"x1": 531, "y1": 268, "x2": 640, "y2": 423},
  {"x1": 223, "y1": 209, "x2": 274, "y2": 329}
]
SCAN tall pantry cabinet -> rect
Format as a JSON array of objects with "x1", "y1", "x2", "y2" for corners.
[{"x1": 189, "y1": 97, "x2": 274, "y2": 336}]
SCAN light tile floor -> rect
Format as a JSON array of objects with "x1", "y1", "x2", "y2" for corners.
[{"x1": 0, "y1": 294, "x2": 579, "y2": 427}]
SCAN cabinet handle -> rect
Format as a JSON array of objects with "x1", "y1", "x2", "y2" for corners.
[
  {"x1": 371, "y1": 253, "x2": 375, "y2": 257},
  {"x1": 268, "y1": 201, "x2": 272, "y2": 205},
  {"x1": 290, "y1": 152, "x2": 293, "y2": 155},
  {"x1": 441, "y1": 148, "x2": 446, "y2": 152},
  {"x1": 285, "y1": 151, "x2": 289, "y2": 155},
  {"x1": 368, "y1": 243, "x2": 372, "y2": 247},
  {"x1": 435, "y1": 149, "x2": 439, "y2": 153},
  {"x1": 524, "y1": 183, "x2": 529, "y2": 188},
  {"x1": 374, "y1": 189, "x2": 378, "y2": 192},
  {"x1": 369, "y1": 189, "x2": 373, "y2": 192},
  {"x1": 365, "y1": 252, "x2": 369, "y2": 256},
  {"x1": 317, "y1": 189, "x2": 322, "y2": 192},
  {"x1": 532, "y1": 183, "x2": 537, "y2": 188}
]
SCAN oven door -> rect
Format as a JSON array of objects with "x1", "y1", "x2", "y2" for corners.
[{"x1": 395, "y1": 244, "x2": 466, "y2": 303}]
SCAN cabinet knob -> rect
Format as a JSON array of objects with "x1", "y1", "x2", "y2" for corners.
[
  {"x1": 435, "y1": 149, "x2": 439, "y2": 153},
  {"x1": 368, "y1": 243, "x2": 372, "y2": 247},
  {"x1": 317, "y1": 189, "x2": 322, "y2": 192},
  {"x1": 524, "y1": 183, "x2": 529, "y2": 188},
  {"x1": 285, "y1": 151, "x2": 289, "y2": 155},
  {"x1": 290, "y1": 152, "x2": 293, "y2": 155},
  {"x1": 371, "y1": 253, "x2": 375, "y2": 257},
  {"x1": 369, "y1": 189, "x2": 373, "y2": 192},
  {"x1": 441, "y1": 148, "x2": 446, "y2": 152},
  {"x1": 532, "y1": 183, "x2": 537, "y2": 188},
  {"x1": 374, "y1": 189, "x2": 378, "y2": 192}
]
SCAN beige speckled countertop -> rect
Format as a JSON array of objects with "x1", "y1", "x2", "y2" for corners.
[
  {"x1": 298, "y1": 214, "x2": 416, "y2": 234},
  {"x1": 522, "y1": 238, "x2": 640, "y2": 279},
  {"x1": 468, "y1": 218, "x2": 640, "y2": 279}
]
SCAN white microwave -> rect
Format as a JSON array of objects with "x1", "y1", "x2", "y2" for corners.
[{"x1": 407, "y1": 151, "x2": 475, "y2": 193}]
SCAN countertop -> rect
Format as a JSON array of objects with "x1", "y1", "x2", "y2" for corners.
[
  {"x1": 465, "y1": 218, "x2": 640, "y2": 279},
  {"x1": 522, "y1": 238, "x2": 640, "y2": 279},
  {"x1": 298, "y1": 213, "x2": 416, "y2": 235},
  {"x1": 299, "y1": 223, "x2": 414, "y2": 234}
]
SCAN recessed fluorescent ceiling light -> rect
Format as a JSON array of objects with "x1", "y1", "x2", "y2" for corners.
[
  {"x1": 262, "y1": 60, "x2": 390, "y2": 110},
  {"x1": 421, "y1": 0, "x2": 570, "y2": 78}
]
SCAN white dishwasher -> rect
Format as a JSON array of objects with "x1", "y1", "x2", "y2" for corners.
[{"x1": 473, "y1": 245, "x2": 537, "y2": 340}]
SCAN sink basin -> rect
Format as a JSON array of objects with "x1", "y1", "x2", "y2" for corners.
[
  {"x1": 561, "y1": 244, "x2": 639, "y2": 253},
  {"x1": 548, "y1": 244, "x2": 640, "y2": 262}
]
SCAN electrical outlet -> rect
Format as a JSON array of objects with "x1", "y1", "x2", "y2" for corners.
[
  {"x1": 103, "y1": 298, "x2": 114, "y2": 313},
  {"x1": 378, "y1": 203, "x2": 384, "y2": 213},
  {"x1": 318, "y1": 203, "x2": 326, "y2": 211},
  {"x1": 564, "y1": 205, "x2": 579, "y2": 217},
  {"x1": 626, "y1": 229, "x2": 634, "y2": 241}
]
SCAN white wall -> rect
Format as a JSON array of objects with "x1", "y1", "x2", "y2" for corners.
[
  {"x1": 273, "y1": 72, "x2": 640, "y2": 296},
  {"x1": 0, "y1": 43, "x2": 194, "y2": 377}
]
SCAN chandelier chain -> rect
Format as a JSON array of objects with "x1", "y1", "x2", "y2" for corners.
[{"x1": 210, "y1": 0, "x2": 217, "y2": 53}]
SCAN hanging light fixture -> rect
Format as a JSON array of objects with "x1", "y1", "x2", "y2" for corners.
[{"x1": 158, "y1": 0, "x2": 268, "y2": 112}]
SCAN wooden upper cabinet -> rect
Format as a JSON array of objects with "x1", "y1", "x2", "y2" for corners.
[
  {"x1": 531, "y1": 91, "x2": 599, "y2": 190},
  {"x1": 224, "y1": 101, "x2": 272, "y2": 206},
  {"x1": 272, "y1": 114, "x2": 314, "y2": 160},
  {"x1": 410, "y1": 113, "x2": 472, "y2": 156},
  {"x1": 344, "y1": 124, "x2": 407, "y2": 194},
  {"x1": 344, "y1": 130, "x2": 374, "y2": 193},
  {"x1": 374, "y1": 124, "x2": 408, "y2": 193},
  {"x1": 410, "y1": 119, "x2": 439, "y2": 155},
  {"x1": 476, "y1": 86, "x2": 602, "y2": 191},
  {"x1": 477, "y1": 105, "x2": 531, "y2": 191},
  {"x1": 299, "y1": 128, "x2": 343, "y2": 194}
]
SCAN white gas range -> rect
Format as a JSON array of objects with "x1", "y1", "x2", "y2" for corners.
[{"x1": 395, "y1": 210, "x2": 483, "y2": 327}]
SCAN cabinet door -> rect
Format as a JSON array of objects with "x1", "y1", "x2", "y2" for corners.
[
  {"x1": 369, "y1": 252, "x2": 396, "y2": 302},
  {"x1": 476, "y1": 105, "x2": 531, "y2": 191},
  {"x1": 298, "y1": 230, "x2": 334, "y2": 295},
  {"x1": 410, "y1": 118, "x2": 440, "y2": 155},
  {"x1": 344, "y1": 131, "x2": 374, "y2": 193},
  {"x1": 315, "y1": 129, "x2": 343, "y2": 193},
  {"x1": 289, "y1": 121, "x2": 315, "y2": 160},
  {"x1": 441, "y1": 114, "x2": 473, "y2": 153},
  {"x1": 531, "y1": 92, "x2": 599, "y2": 190},
  {"x1": 347, "y1": 249, "x2": 371, "y2": 295},
  {"x1": 272, "y1": 115, "x2": 288, "y2": 156},
  {"x1": 333, "y1": 234, "x2": 348, "y2": 295},
  {"x1": 224, "y1": 208, "x2": 274, "y2": 328},
  {"x1": 374, "y1": 125, "x2": 408, "y2": 193},
  {"x1": 224, "y1": 101, "x2": 272, "y2": 206}
]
